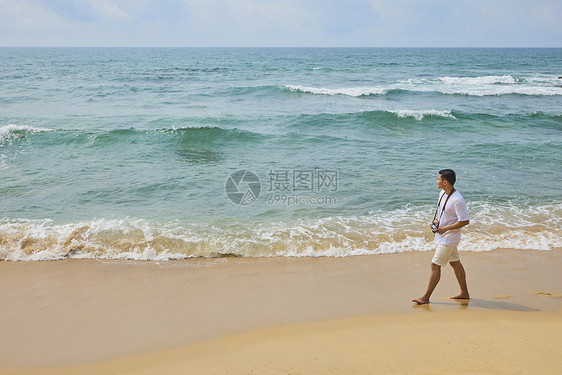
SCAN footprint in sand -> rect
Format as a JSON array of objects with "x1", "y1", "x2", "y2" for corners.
[
  {"x1": 534, "y1": 291, "x2": 562, "y2": 298},
  {"x1": 493, "y1": 294, "x2": 511, "y2": 299}
]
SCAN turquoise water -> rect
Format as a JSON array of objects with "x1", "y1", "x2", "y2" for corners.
[{"x1": 1, "y1": 48, "x2": 561, "y2": 260}]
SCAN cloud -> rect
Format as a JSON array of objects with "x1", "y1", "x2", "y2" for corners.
[
  {"x1": 366, "y1": 0, "x2": 562, "y2": 46},
  {"x1": 0, "y1": 0, "x2": 561, "y2": 46},
  {"x1": 89, "y1": 0, "x2": 131, "y2": 20},
  {"x1": 35, "y1": 0, "x2": 132, "y2": 22},
  {"x1": 177, "y1": 0, "x2": 311, "y2": 46}
]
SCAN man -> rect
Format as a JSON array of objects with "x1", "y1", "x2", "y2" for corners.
[{"x1": 413, "y1": 169, "x2": 470, "y2": 305}]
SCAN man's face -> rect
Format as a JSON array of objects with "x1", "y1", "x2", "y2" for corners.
[{"x1": 437, "y1": 174, "x2": 446, "y2": 190}]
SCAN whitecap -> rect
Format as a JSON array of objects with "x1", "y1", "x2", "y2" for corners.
[
  {"x1": 0, "y1": 124, "x2": 54, "y2": 139},
  {"x1": 388, "y1": 109, "x2": 456, "y2": 120},
  {"x1": 282, "y1": 85, "x2": 388, "y2": 97}
]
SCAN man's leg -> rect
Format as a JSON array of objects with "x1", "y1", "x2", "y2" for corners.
[
  {"x1": 412, "y1": 262, "x2": 441, "y2": 304},
  {"x1": 449, "y1": 260, "x2": 470, "y2": 299}
]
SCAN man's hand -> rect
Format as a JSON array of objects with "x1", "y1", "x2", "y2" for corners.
[
  {"x1": 436, "y1": 220, "x2": 469, "y2": 235},
  {"x1": 436, "y1": 226, "x2": 448, "y2": 234}
]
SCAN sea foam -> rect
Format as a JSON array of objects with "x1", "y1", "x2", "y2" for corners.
[
  {"x1": 282, "y1": 85, "x2": 388, "y2": 97},
  {"x1": 0, "y1": 124, "x2": 54, "y2": 139},
  {"x1": 1, "y1": 202, "x2": 560, "y2": 261},
  {"x1": 281, "y1": 75, "x2": 562, "y2": 98},
  {"x1": 388, "y1": 109, "x2": 456, "y2": 120}
]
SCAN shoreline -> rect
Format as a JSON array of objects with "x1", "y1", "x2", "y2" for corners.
[{"x1": 1, "y1": 248, "x2": 561, "y2": 373}]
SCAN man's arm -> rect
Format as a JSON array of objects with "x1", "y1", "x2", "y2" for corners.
[{"x1": 436, "y1": 220, "x2": 469, "y2": 235}]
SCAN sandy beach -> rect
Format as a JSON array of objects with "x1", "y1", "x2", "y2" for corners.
[{"x1": 1, "y1": 248, "x2": 561, "y2": 374}]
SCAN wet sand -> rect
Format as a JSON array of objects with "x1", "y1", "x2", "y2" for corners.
[{"x1": 1, "y1": 248, "x2": 561, "y2": 374}]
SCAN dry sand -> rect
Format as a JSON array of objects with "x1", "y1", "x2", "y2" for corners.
[{"x1": 1, "y1": 248, "x2": 561, "y2": 374}]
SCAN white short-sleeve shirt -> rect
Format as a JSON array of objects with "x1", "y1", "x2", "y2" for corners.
[{"x1": 434, "y1": 190, "x2": 469, "y2": 245}]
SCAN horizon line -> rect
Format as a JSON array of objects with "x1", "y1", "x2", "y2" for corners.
[{"x1": 2, "y1": 45, "x2": 562, "y2": 49}]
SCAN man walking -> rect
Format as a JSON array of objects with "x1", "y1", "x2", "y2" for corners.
[{"x1": 413, "y1": 169, "x2": 470, "y2": 305}]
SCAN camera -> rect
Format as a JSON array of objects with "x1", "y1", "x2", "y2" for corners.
[{"x1": 431, "y1": 223, "x2": 439, "y2": 233}]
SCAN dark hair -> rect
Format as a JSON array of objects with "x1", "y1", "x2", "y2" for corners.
[{"x1": 439, "y1": 169, "x2": 456, "y2": 186}]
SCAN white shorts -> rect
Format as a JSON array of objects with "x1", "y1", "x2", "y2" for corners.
[{"x1": 432, "y1": 244, "x2": 460, "y2": 267}]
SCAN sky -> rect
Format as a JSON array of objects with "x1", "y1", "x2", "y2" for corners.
[{"x1": 1, "y1": 0, "x2": 561, "y2": 47}]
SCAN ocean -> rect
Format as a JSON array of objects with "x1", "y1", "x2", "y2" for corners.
[{"x1": 1, "y1": 47, "x2": 561, "y2": 261}]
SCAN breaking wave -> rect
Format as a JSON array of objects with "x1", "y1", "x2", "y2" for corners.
[
  {"x1": 1, "y1": 202, "x2": 560, "y2": 261},
  {"x1": 281, "y1": 75, "x2": 562, "y2": 97},
  {"x1": 0, "y1": 124, "x2": 54, "y2": 142}
]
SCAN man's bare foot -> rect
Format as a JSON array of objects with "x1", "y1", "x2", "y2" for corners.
[
  {"x1": 449, "y1": 293, "x2": 470, "y2": 300},
  {"x1": 412, "y1": 297, "x2": 430, "y2": 305}
]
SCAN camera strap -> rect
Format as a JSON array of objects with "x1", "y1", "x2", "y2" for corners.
[{"x1": 433, "y1": 188, "x2": 455, "y2": 223}]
